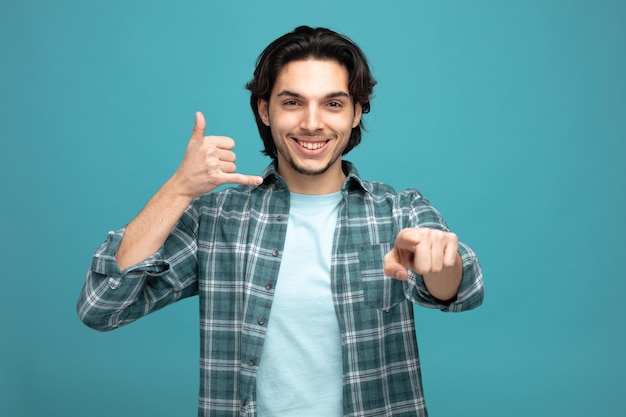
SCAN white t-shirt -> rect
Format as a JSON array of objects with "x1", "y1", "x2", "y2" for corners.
[{"x1": 256, "y1": 192, "x2": 343, "y2": 417}]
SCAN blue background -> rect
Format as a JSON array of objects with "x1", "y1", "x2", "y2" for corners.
[{"x1": 1, "y1": 1, "x2": 624, "y2": 416}]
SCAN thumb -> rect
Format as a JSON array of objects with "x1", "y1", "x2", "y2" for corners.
[
  {"x1": 383, "y1": 248, "x2": 409, "y2": 281},
  {"x1": 189, "y1": 111, "x2": 206, "y2": 145}
]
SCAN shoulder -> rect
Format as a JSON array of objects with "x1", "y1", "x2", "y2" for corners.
[
  {"x1": 360, "y1": 179, "x2": 429, "y2": 206},
  {"x1": 343, "y1": 161, "x2": 428, "y2": 205},
  {"x1": 352, "y1": 179, "x2": 444, "y2": 228}
]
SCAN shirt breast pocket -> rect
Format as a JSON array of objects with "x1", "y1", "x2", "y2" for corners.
[{"x1": 358, "y1": 242, "x2": 406, "y2": 312}]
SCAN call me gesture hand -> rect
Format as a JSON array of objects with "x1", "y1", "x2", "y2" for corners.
[
  {"x1": 172, "y1": 112, "x2": 263, "y2": 199},
  {"x1": 384, "y1": 228, "x2": 463, "y2": 302},
  {"x1": 115, "y1": 112, "x2": 262, "y2": 270}
]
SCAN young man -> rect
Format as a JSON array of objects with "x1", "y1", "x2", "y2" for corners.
[{"x1": 78, "y1": 26, "x2": 484, "y2": 417}]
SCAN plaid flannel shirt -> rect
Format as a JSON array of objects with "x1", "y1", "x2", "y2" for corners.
[{"x1": 77, "y1": 161, "x2": 484, "y2": 417}]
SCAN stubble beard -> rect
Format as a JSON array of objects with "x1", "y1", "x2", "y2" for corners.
[{"x1": 276, "y1": 135, "x2": 346, "y2": 177}]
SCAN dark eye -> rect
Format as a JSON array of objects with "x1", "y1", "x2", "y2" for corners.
[
  {"x1": 328, "y1": 101, "x2": 343, "y2": 108},
  {"x1": 283, "y1": 100, "x2": 299, "y2": 106}
]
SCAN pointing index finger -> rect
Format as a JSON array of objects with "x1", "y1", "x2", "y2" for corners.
[{"x1": 393, "y1": 229, "x2": 422, "y2": 251}]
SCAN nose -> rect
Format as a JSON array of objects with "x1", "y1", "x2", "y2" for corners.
[{"x1": 300, "y1": 104, "x2": 323, "y2": 132}]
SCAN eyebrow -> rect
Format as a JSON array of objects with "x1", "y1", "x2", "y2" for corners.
[{"x1": 276, "y1": 90, "x2": 351, "y2": 100}]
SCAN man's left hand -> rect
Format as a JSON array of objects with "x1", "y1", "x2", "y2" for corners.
[{"x1": 384, "y1": 228, "x2": 459, "y2": 281}]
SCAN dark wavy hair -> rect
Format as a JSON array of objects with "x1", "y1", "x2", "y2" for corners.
[{"x1": 245, "y1": 26, "x2": 377, "y2": 159}]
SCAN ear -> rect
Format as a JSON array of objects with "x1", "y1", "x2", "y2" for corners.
[
  {"x1": 352, "y1": 102, "x2": 363, "y2": 128},
  {"x1": 258, "y1": 98, "x2": 270, "y2": 126}
]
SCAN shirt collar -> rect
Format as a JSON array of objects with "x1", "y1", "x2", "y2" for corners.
[{"x1": 258, "y1": 160, "x2": 372, "y2": 195}]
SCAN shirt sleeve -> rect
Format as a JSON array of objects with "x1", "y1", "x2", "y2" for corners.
[
  {"x1": 404, "y1": 241, "x2": 484, "y2": 312},
  {"x1": 76, "y1": 205, "x2": 200, "y2": 331}
]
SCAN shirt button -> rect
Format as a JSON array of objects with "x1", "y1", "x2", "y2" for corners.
[
  {"x1": 277, "y1": 215, "x2": 285, "y2": 222},
  {"x1": 257, "y1": 317, "x2": 266, "y2": 325},
  {"x1": 248, "y1": 359, "x2": 255, "y2": 366},
  {"x1": 265, "y1": 283, "x2": 272, "y2": 291},
  {"x1": 272, "y1": 250, "x2": 279, "y2": 257}
]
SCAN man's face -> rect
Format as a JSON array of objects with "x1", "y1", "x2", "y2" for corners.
[{"x1": 258, "y1": 59, "x2": 362, "y2": 188}]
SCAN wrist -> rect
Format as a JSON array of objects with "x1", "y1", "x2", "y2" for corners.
[
  {"x1": 166, "y1": 172, "x2": 206, "y2": 202},
  {"x1": 160, "y1": 175, "x2": 198, "y2": 208}
]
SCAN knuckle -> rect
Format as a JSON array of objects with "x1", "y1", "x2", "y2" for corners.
[{"x1": 203, "y1": 145, "x2": 219, "y2": 158}]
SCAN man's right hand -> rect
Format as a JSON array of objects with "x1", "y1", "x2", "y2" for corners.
[
  {"x1": 171, "y1": 111, "x2": 264, "y2": 199},
  {"x1": 115, "y1": 112, "x2": 263, "y2": 270}
]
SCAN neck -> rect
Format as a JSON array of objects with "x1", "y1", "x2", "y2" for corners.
[{"x1": 277, "y1": 159, "x2": 346, "y2": 194}]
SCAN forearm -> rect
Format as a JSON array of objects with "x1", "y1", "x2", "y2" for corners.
[
  {"x1": 78, "y1": 201, "x2": 201, "y2": 331},
  {"x1": 116, "y1": 176, "x2": 195, "y2": 270}
]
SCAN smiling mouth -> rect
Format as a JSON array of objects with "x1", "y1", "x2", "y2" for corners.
[{"x1": 295, "y1": 139, "x2": 329, "y2": 150}]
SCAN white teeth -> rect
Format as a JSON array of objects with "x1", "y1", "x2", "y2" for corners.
[{"x1": 297, "y1": 140, "x2": 326, "y2": 150}]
